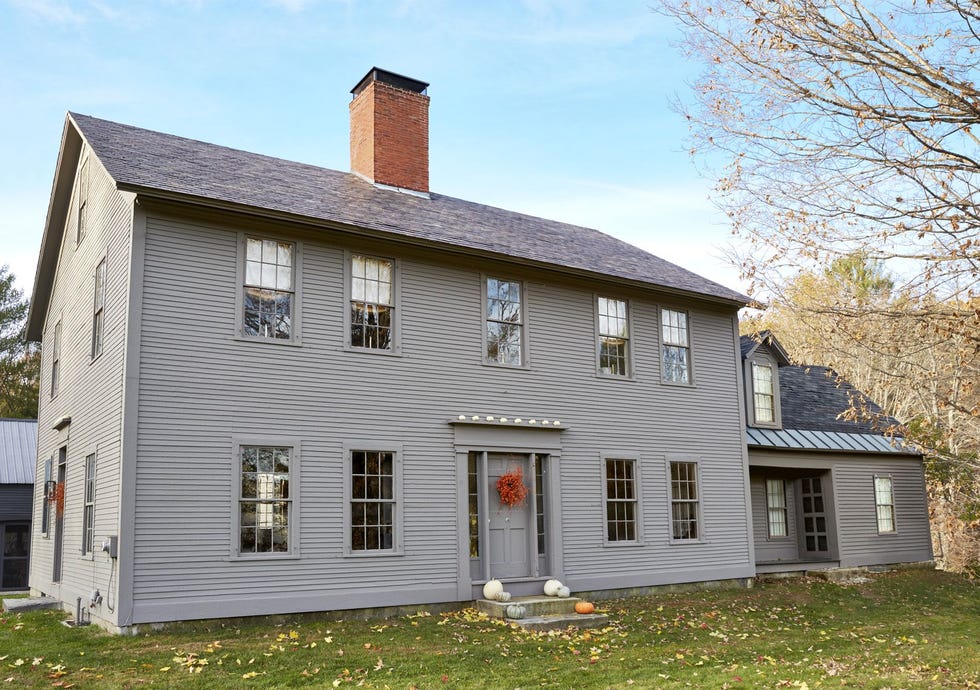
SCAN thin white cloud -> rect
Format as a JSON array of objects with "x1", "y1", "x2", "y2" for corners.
[{"x1": 8, "y1": 0, "x2": 86, "y2": 24}]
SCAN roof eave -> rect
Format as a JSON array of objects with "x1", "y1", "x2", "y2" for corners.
[
  {"x1": 123, "y1": 184, "x2": 749, "y2": 308},
  {"x1": 26, "y1": 115, "x2": 84, "y2": 342}
]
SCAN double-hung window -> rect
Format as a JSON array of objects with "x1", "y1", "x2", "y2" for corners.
[
  {"x1": 91, "y1": 258, "x2": 106, "y2": 359},
  {"x1": 597, "y1": 297, "x2": 629, "y2": 376},
  {"x1": 82, "y1": 454, "x2": 96, "y2": 554},
  {"x1": 661, "y1": 308, "x2": 691, "y2": 384},
  {"x1": 670, "y1": 461, "x2": 700, "y2": 540},
  {"x1": 765, "y1": 478, "x2": 788, "y2": 538},
  {"x1": 77, "y1": 157, "x2": 89, "y2": 244},
  {"x1": 347, "y1": 449, "x2": 401, "y2": 553},
  {"x1": 350, "y1": 255, "x2": 394, "y2": 350},
  {"x1": 604, "y1": 458, "x2": 638, "y2": 542},
  {"x1": 874, "y1": 476, "x2": 896, "y2": 533},
  {"x1": 51, "y1": 320, "x2": 61, "y2": 398},
  {"x1": 753, "y1": 363, "x2": 776, "y2": 423},
  {"x1": 485, "y1": 277, "x2": 524, "y2": 366},
  {"x1": 243, "y1": 238, "x2": 295, "y2": 340},
  {"x1": 239, "y1": 445, "x2": 292, "y2": 554}
]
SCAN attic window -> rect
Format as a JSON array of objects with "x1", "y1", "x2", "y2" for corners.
[
  {"x1": 752, "y1": 362, "x2": 776, "y2": 423},
  {"x1": 76, "y1": 157, "x2": 89, "y2": 244}
]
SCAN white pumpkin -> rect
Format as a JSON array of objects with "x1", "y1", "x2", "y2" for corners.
[
  {"x1": 482, "y1": 579, "x2": 504, "y2": 600},
  {"x1": 557, "y1": 586, "x2": 571, "y2": 598},
  {"x1": 543, "y1": 579, "x2": 563, "y2": 597},
  {"x1": 496, "y1": 591, "x2": 512, "y2": 602}
]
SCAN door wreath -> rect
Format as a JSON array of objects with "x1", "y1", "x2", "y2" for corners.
[{"x1": 496, "y1": 467, "x2": 528, "y2": 508}]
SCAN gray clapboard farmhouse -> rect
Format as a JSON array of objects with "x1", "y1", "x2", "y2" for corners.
[{"x1": 25, "y1": 68, "x2": 932, "y2": 632}]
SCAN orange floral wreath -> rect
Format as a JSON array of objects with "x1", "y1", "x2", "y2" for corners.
[{"x1": 496, "y1": 467, "x2": 528, "y2": 508}]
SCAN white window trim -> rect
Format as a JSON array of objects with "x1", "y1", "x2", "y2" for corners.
[
  {"x1": 666, "y1": 457, "x2": 705, "y2": 543},
  {"x1": 746, "y1": 356, "x2": 782, "y2": 428},
  {"x1": 91, "y1": 256, "x2": 107, "y2": 361},
  {"x1": 764, "y1": 477, "x2": 791, "y2": 540},
  {"x1": 660, "y1": 307, "x2": 694, "y2": 386},
  {"x1": 234, "y1": 233, "x2": 303, "y2": 346},
  {"x1": 873, "y1": 474, "x2": 897, "y2": 535},
  {"x1": 481, "y1": 274, "x2": 530, "y2": 368},
  {"x1": 229, "y1": 436, "x2": 302, "y2": 560},
  {"x1": 594, "y1": 295, "x2": 633, "y2": 379},
  {"x1": 343, "y1": 250, "x2": 402, "y2": 355},
  {"x1": 81, "y1": 452, "x2": 96, "y2": 556},
  {"x1": 76, "y1": 154, "x2": 89, "y2": 246},
  {"x1": 50, "y1": 317, "x2": 62, "y2": 400},
  {"x1": 600, "y1": 453, "x2": 643, "y2": 546},
  {"x1": 342, "y1": 441, "x2": 405, "y2": 557}
]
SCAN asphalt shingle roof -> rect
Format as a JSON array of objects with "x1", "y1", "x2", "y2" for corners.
[
  {"x1": 70, "y1": 113, "x2": 747, "y2": 305},
  {"x1": 0, "y1": 419, "x2": 36, "y2": 484}
]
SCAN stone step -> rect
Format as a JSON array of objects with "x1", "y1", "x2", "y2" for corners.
[
  {"x1": 477, "y1": 594, "x2": 583, "y2": 618},
  {"x1": 2, "y1": 596, "x2": 59, "y2": 613},
  {"x1": 510, "y1": 612, "x2": 610, "y2": 632}
]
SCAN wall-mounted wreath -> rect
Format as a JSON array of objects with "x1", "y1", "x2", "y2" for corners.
[{"x1": 496, "y1": 467, "x2": 528, "y2": 508}]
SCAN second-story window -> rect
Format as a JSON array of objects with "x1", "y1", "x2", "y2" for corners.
[
  {"x1": 350, "y1": 255, "x2": 394, "y2": 350},
  {"x1": 752, "y1": 362, "x2": 776, "y2": 423},
  {"x1": 243, "y1": 238, "x2": 294, "y2": 340},
  {"x1": 91, "y1": 258, "x2": 106, "y2": 359},
  {"x1": 597, "y1": 297, "x2": 629, "y2": 376},
  {"x1": 485, "y1": 277, "x2": 523, "y2": 366},
  {"x1": 661, "y1": 308, "x2": 691, "y2": 384}
]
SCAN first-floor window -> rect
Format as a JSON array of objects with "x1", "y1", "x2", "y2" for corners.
[
  {"x1": 239, "y1": 445, "x2": 291, "y2": 554},
  {"x1": 605, "y1": 458, "x2": 638, "y2": 542},
  {"x1": 765, "y1": 478, "x2": 788, "y2": 538},
  {"x1": 350, "y1": 450, "x2": 397, "y2": 552},
  {"x1": 82, "y1": 454, "x2": 96, "y2": 554},
  {"x1": 670, "y1": 461, "x2": 700, "y2": 540},
  {"x1": 874, "y1": 476, "x2": 896, "y2": 533}
]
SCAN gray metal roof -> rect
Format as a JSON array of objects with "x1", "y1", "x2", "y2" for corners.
[
  {"x1": 0, "y1": 419, "x2": 37, "y2": 484},
  {"x1": 745, "y1": 427, "x2": 915, "y2": 455},
  {"x1": 70, "y1": 113, "x2": 748, "y2": 304}
]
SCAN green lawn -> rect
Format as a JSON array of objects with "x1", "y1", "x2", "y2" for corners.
[{"x1": 1, "y1": 569, "x2": 977, "y2": 689}]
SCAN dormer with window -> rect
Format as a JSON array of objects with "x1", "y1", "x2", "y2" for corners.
[{"x1": 741, "y1": 331, "x2": 791, "y2": 429}]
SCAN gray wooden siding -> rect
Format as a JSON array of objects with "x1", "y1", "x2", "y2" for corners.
[
  {"x1": 131, "y1": 207, "x2": 753, "y2": 623},
  {"x1": 748, "y1": 474, "x2": 798, "y2": 563},
  {"x1": 0, "y1": 485, "x2": 32, "y2": 522},
  {"x1": 748, "y1": 449, "x2": 932, "y2": 568},
  {"x1": 30, "y1": 146, "x2": 131, "y2": 625}
]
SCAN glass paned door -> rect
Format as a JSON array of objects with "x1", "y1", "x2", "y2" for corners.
[{"x1": 800, "y1": 477, "x2": 829, "y2": 554}]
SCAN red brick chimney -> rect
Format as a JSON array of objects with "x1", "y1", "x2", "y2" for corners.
[{"x1": 350, "y1": 67, "x2": 430, "y2": 195}]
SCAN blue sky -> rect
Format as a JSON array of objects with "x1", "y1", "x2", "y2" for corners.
[{"x1": 0, "y1": 0, "x2": 742, "y2": 297}]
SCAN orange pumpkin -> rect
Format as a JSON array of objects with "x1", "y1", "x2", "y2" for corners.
[{"x1": 574, "y1": 601, "x2": 595, "y2": 614}]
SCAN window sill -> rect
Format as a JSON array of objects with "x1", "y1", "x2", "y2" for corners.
[
  {"x1": 660, "y1": 379, "x2": 697, "y2": 388},
  {"x1": 343, "y1": 345, "x2": 403, "y2": 357},
  {"x1": 766, "y1": 537, "x2": 794, "y2": 542},
  {"x1": 876, "y1": 531, "x2": 898, "y2": 536},
  {"x1": 602, "y1": 540, "x2": 645, "y2": 548},
  {"x1": 233, "y1": 335, "x2": 303, "y2": 348},
  {"x1": 343, "y1": 549, "x2": 404, "y2": 558},
  {"x1": 481, "y1": 361, "x2": 531, "y2": 371},
  {"x1": 595, "y1": 372, "x2": 635, "y2": 382},
  {"x1": 226, "y1": 553, "x2": 302, "y2": 562},
  {"x1": 668, "y1": 538, "x2": 707, "y2": 546},
  {"x1": 89, "y1": 352, "x2": 104, "y2": 365}
]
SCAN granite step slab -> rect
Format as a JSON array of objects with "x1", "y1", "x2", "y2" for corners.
[
  {"x1": 3, "y1": 596, "x2": 59, "y2": 613},
  {"x1": 506, "y1": 612, "x2": 610, "y2": 632}
]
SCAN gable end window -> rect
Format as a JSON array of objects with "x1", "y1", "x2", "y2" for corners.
[
  {"x1": 604, "y1": 458, "x2": 639, "y2": 542},
  {"x1": 669, "y1": 461, "x2": 700, "y2": 540},
  {"x1": 349, "y1": 255, "x2": 395, "y2": 350},
  {"x1": 346, "y1": 447, "x2": 402, "y2": 554},
  {"x1": 661, "y1": 308, "x2": 691, "y2": 384},
  {"x1": 243, "y1": 237, "x2": 295, "y2": 340},
  {"x1": 874, "y1": 476, "x2": 896, "y2": 533},
  {"x1": 82, "y1": 454, "x2": 96, "y2": 555},
  {"x1": 597, "y1": 297, "x2": 630, "y2": 376},
  {"x1": 752, "y1": 362, "x2": 776, "y2": 424},
  {"x1": 77, "y1": 157, "x2": 89, "y2": 244},
  {"x1": 485, "y1": 277, "x2": 524, "y2": 366},
  {"x1": 51, "y1": 320, "x2": 61, "y2": 398},
  {"x1": 239, "y1": 445, "x2": 292, "y2": 554},
  {"x1": 91, "y1": 258, "x2": 106, "y2": 359},
  {"x1": 765, "y1": 478, "x2": 788, "y2": 538}
]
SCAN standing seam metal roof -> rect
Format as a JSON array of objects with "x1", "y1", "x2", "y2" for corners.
[{"x1": 0, "y1": 419, "x2": 37, "y2": 484}]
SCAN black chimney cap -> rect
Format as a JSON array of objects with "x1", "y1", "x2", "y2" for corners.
[{"x1": 351, "y1": 67, "x2": 429, "y2": 97}]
